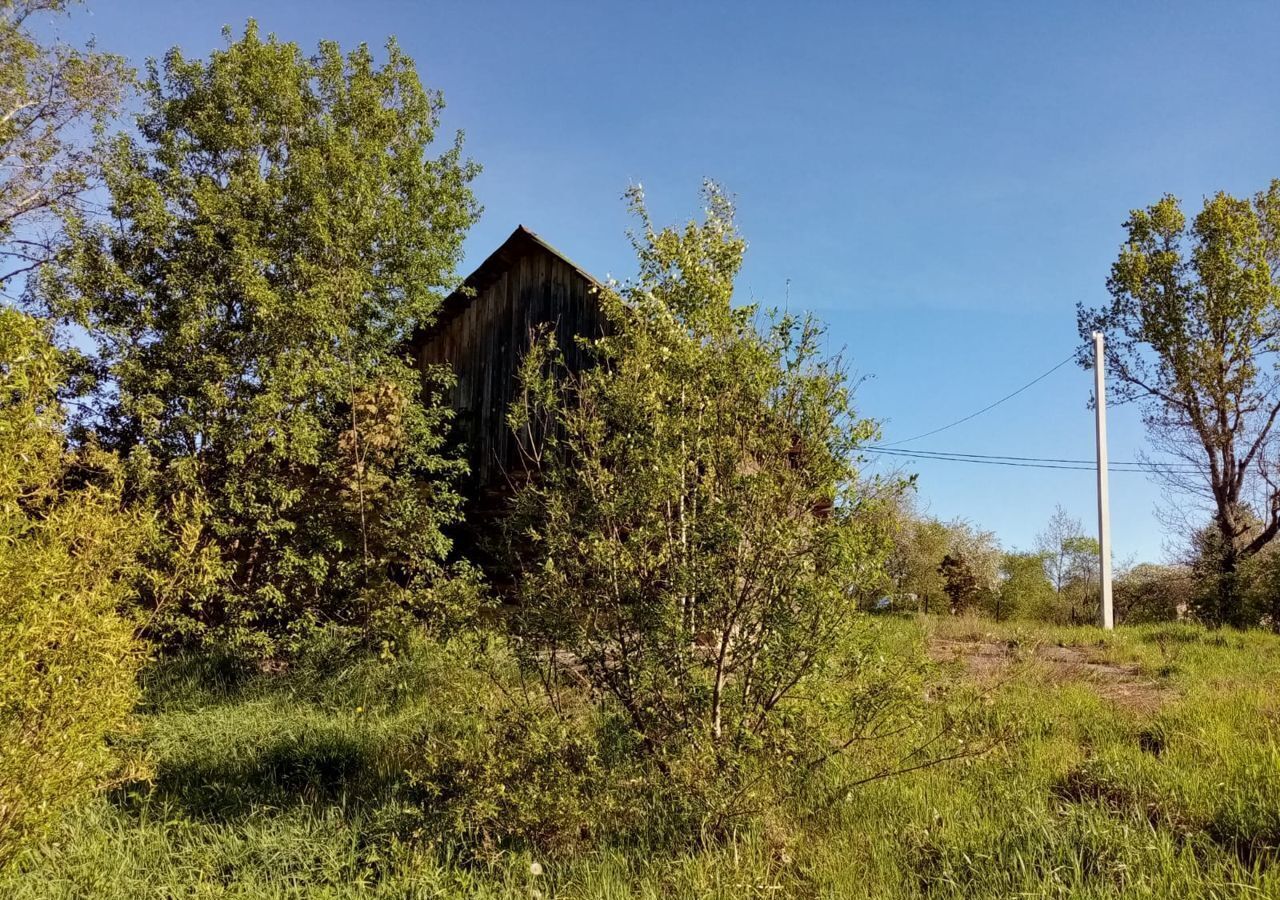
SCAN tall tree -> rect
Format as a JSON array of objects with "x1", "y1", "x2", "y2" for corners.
[
  {"x1": 0, "y1": 0, "x2": 129, "y2": 291},
  {"x1": 38, "y1": 23, "x2": 479, "y2": 654},
  {"x1": 508, "y1": 183, "x2": 896, "y2": 751},
  {"x1": 1079, "y1": 184, "x2": 1280, "y2": 626},
  {"x1": 938, "y1": 553, "x2": 979, "y2": 616},
  {"x1": 1035, "y1": 506, "x2": 1099, "y2": 624}
]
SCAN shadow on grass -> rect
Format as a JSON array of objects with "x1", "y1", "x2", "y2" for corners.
[
  {"x1": 1053, "y1": 764, "x2": 1280, "y2": 871},
  {"x1": 112, "y1": 722, "x2": 423, "y2": 824},
  {"x1": 138, "y1": 651, "x2": 259, "y2": 711},
  {"x1": 116, "y1": 649, "x2": 436, "y2": 825}
]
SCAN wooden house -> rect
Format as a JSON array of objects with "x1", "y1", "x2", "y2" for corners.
[{"x1": 412, "y1": 225, "x2": 605, "y2": 496}]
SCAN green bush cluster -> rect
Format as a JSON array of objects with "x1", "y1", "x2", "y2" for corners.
[
  {"x1": 505, "y1": 183, "x2": 901, "y2": 772},
  {"x1": 38, "y1": 22, "x2": 480, "y2": 658},
  {"x1": 0, "y1": 309, "x2": 144, "y2": 867}
]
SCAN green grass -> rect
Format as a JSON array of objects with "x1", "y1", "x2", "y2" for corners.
[{"x1": 4, "y1": 618, "x2": 1279, "y2": 898}]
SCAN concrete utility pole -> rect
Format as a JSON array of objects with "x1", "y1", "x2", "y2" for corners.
[{"x1": 1092, "y1": 331, "x2": 1114, "y2": 630}]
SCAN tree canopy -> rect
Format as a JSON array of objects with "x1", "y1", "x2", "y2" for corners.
[
  {"x1": 38, "y1": 22, "x2": 480, "y2": 654},
  {"x1": 1079, "y1": 184, "x2": 1280, "y2": 625},
  {"x1": 0, "y1": 0, "x2": 130, "y2": 290}
]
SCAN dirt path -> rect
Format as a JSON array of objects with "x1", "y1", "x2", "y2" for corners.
[{"x1": 927, "y1": 637, "x2": 1170, "y2": 713}]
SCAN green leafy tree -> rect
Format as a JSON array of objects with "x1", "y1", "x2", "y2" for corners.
[
  {"x1": 885, "y1": 507, "x2": 951, "y2": 612},
  {"x1": 0, "y1": 308, "x2": 142, "y2": 868},
  {"x1": 1115, "y1": 562, "x2": 1193, "y2": 625},
  {"x1": 995, "y1": 551, "x2": 1054, "y2": 622},
  {"x1": 885, "y1": 505, "x2": 999, "y2": 615},
  {"x1": 1185, "y1": 516, "x2": 1270, "y2": 626},
  {"x1": 1035, "y1": 506, "x2": 1100, "y2": 624},
  {"x1": 1059, "y1": 535, "x2": 1101, "y2": 624},
  {"x1": 38, "y1": 23, "x2": 480, "y2": 655},
  {"x1": 0, "y1": 0, "x2": 130, "y2": 289},
  {"x1": 508, "y1": 183, "x2": 896, "y2": 756},
  {"x1": 938, "y1": 553, "x2": 979, "y2": 615},
  {"x1": 1079, "y1": 184, "x2": 1280, "y2": 626}
]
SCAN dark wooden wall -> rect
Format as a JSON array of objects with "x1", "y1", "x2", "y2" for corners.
[{"x1": 415, "y1": 229, "x2": 604, "y2": 492}]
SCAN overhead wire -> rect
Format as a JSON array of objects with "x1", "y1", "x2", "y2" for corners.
[
  {"x1": 866, "y1": 346, "x2": 1207, "y2": 475},
  {"x1": 880, "y1": 352, "x2": 1079, "y2": 447},
  {"x1": 860, "y1": 446, "x2": 1199, "y2": 474}
]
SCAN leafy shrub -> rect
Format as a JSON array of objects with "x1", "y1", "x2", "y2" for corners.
[
  {"x1": 1237, "y1": 549, "x2": 1280, "y2": 630},
  {"x1": 411, "y1": 686, "x2": 628, "y2": 855},
  {"x1": 39, "y1": 24, "x2": 481, "y2": 658},
  {"x1": 994, "y1": 551, "x2": 1055, "y2": 622},
  {"x1": 405, "y1": 638, "x2": 917, "y2": 857},
  {"x1": 0, "y1": 309, "x2": 143, "y2": 868},
  {"x1": 1115, "y1": 563, "x2": 1193, "y2": 625},
  {"x1": 507, "y1": 184, "x2": 900, "y2": 762}
]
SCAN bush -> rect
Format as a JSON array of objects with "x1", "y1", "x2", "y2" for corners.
[
  {"x1": 1237, "y1": 549, "x2": 1280, "y2": 629},
  {"x1": 0, "y1": 309, "x2": 143, "y2": 868},
  {"x1": 411, "y1": 673, "x2": 635, "y2": 856},
  {"x1": 408, "y1": 631, "x2": 932, "y2": 857},
  {"x1": 994, "y1": 552, "x2": 1055, "y2": 622},
  {"x1": 506, "y1": 185, "x2": 907, "y2": 780},
  {"x1": 1115, "y1": 563, "x2": 1194, "y2": 625}
]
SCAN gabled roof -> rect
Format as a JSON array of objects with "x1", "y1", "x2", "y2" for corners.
[{"x1": 414, "y1": 225, "x2": 601, "y2": 345}]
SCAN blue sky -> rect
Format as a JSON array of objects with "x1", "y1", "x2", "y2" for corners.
[{"x1": 57, "y1": 0, "x2": 1280, "y2": 562}]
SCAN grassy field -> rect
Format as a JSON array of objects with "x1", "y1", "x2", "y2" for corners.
[{"x1": 4, "y1": 616, "x2": 1279, "y2": 898}]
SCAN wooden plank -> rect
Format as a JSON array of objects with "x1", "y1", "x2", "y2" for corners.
[{"x1": 413, "y1": 237, "x2": 603, "y2": 494}]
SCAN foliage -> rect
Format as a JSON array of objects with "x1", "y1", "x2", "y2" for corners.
[
  {"x1": 994, "y1": 551, "x2": 1054, "y2": 622},
  {"x1": 884, "y1": 502, "x2": 999, "y2": 614},
  {"x1": 413, "y1": 693, "x2": 624, "y2": 857},
  {"x1": 1079, "y1": 183, "x2": 1280, "y2": 626},
  {"x1": 0, "y1": 0, "x2": 130, "y2": 289},
  {"x1": 37, "y1": 22, "x2": 481, "y2": 656},
  {"x1": 1114, "y1": 563, "x2": 1192, "y2": 625},
  {"x1": 938, "y1": 553, "x2": 980, "y2": 615},
  {"x1": 507, "y1": 183, "x2": 898, "y2": 760},
  {"x1": 1246, "y1": 550, "x2": 1280, "y2": 629},
  {"x1": 0, "y1": 307, "x2": 142, "y2": 868},
  {"x1": 3, "y1": 617, "x2": 1280, "y2": 897},
  {"x1": 1232, "y1": 543, "x2": 1280, "y2": 629},
  {"x1": 883, "y1": 503, "x2": 951, "y2": 612},
  {"x1": 1034, "y1": 505, "x2": 1100, "y2": 624}
]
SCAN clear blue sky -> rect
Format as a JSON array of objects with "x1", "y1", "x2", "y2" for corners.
[{"x1": 58, "y1": 0, "x2": 1280, "y2": 562}]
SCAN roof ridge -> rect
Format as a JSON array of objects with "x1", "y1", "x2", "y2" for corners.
[
  {"x1": 508, "y1": 225, "x2": 600, "y2": 287},
  {"x1": 410, "y1": 226, "x2": 601, "y2": 345}
]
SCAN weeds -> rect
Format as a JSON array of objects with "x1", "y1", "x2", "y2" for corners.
[{"x1": 3, "y1": 617, "x2": 1279, "y2": 898}]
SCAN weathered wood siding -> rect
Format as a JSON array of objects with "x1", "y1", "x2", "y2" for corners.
[{"x1": 415, "y1": 228, "x2": 604, "y2": 490}]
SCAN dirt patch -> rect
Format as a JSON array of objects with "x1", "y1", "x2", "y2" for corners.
[
  {"x1": 927, "y1": 638, "x2": 1013, "y2": 681},
  {"x1": 927, "y1": 637, "x2": 1170, "y2": 713}
]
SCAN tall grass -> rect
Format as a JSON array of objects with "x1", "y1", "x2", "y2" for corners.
[{"x1": 3, "y1": 618, "x2": 1278, "y2": 898}]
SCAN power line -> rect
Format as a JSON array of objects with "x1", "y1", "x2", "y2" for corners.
[
  {"x1": 860, "y1": 446, "x2": 1198, "y2": 473},
  {"x1": 863, "y1": 448, "x2": 1094, "y2": 471},
  {"x1": 863, "y1": 446, "x2": 1201, "y2": 469},
  {"x1": 881, "y1": 352, "x2": 1078, "y2": 447},
  {"x1": 869, "y1": 348, "x2": 1204, "y2": 476}
]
